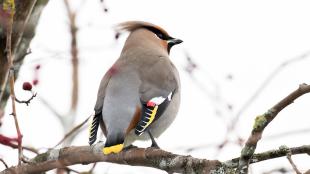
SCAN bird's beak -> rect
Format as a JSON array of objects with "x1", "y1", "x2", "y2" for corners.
[
  {"x1": 168, "y1": 38, "x2": 183, "y2": 45},
  {"x1": 167, "y1": 37, "x2": 183, "y2": 54}
]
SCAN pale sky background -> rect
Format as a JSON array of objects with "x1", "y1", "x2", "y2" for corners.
[{"x1": 1, "y1": 0, "x2": 310, "y2": 173}]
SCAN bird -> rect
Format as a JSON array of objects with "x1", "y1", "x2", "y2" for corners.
[{"x1": 88, "y1": 21, "x2": 182, "y2": 155}]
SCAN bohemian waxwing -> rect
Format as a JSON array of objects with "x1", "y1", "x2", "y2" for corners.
[{"x1": 89, "y1": 21, "x2": 182, "y2": 155}]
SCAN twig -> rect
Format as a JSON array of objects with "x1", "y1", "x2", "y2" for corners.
[
  {"x1": 56, "y1": 167, "x2": 79, "y2": 174},
  {"x1": 0, "y1": 159, "x2": 8, "y2": 169},
  {"x1": 237, "y1": 84, "x2": 310, "y2": 173},
  {"x1": 0, "y1": 71, "x2": 9, "y2": 105},
  {"x1": 265, "y1": 127, "x2": 310, "y2": 140},
  {"x1": 65, "y1": 167, "x2": 80, "y2": 174},
  {"x1": 0, "y1": 110, "x2": 3, "y2": 126},
  {"x1": 88, "y1": 162, "x2": 97, "y2": 173},
  {"x1": 15, "y1": 92, "x2": 37, "y2": 106},
  {"x1": 13, "y1": 49, "x2": 32, "y2": 64},
  {"x1": 64, "y1": 0, "x2": 79, "y2": 112},
  {"x1": 53, "y1": 115, "x2": 91, "y2": 148},
  {"x1": 283, "y1": 146, "x2": 302, "y2": 174},
  {"x1": 22, "y1": 146, "x2": 39, "y2": 155},
  {"x1": 262, "y1": 168, "x2": 291, "y2": 174},
  {"x1": 0, "y1": 134, "x2": 38, "y2": 154},
  {"x1": 21, "y1": 156, "x2": 31, "y2": 164},
  {"x1": 225, "y1": 144, "x2": 310, "y2": 168},
  {"x1": 8, "y1": 37, "x2": 23, "y2": 167},
  {"x1": 4, "y1": 0, "x2": 23, "y2": 165}
]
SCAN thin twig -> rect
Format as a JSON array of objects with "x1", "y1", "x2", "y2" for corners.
[
  {"x1": 56, "y1": 167, "x2": 80, "y2": 174},
  {"x1": 65, "y1": 167, "x2": 80, "y2": 174},
  {"x1": 225, "y1": 144, "x2": 310, "y2": 168},
  {"x1": 88, "y1": 162, "x2": 97, "y2": 173},
  {"x1": 4, "y1": 0, "x2": 23, "y2": 165},
  {"x1": 22, "y1": 146, "x2": 39, "y2": 155},
  {"x1": 13, "y1": 49, "x2": 32, "y2": 64},
  {"x1": 64, "y1": 0, "x2": 79, "y2": 112},
  {"x1": 0, "y1": 71, "x2": 10, "y2": 105},
  {"x1": 262, "y1": 168, "x2": 291, "y2": 174},
  {"x1": 265, "y1": 127, "x2": 310, "y2": 140},
  {"x1": 21, "y1": 156, "x2": 31, "y2": 164},
  {"x1": 9, "y1": 73, "x2": 23, "y2": 165},
  {"x1": 285, "y1": 147, "x2": 301, "y2": 174},
  {"x1": 0, "y1": 109, "x2": 4, "y2": 126},
  {"x1": 15, "y1": 92, "x2": 37, "y2": 106},
  {"x1": 53, "y1": 115, "x2": 92, "y2": 148},
  {"x1": 0, "y1": 158, "x2": 8, "y2": 169},
  {"x1": 0, "y1": 134, "x2": 38, "y2": 155},
  {"x1": 237, "y1": 84, "x2": 310, "y2": 173}
]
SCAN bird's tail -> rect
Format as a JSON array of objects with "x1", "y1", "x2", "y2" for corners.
[
  {"x1": 88, "y1": 113, "x2": 101, "y2": 145},
  {"x1": 103, "y1": 132, "x2": 125, "y2": 155}
]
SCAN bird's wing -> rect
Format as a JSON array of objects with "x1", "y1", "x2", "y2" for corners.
[
  {"x1": 94, "y1": 71, "x2": 112, "y2": 113},
  {"x1": 89, "y1": 71, "x2": 112, "y2": 145},
  {"x1": 88, "y1": 113, "x2": 101, "y2": 145},
  {"x1": 135, "y1": 58, "x2": 179, "y2": 136},
  {"x1": 134, "y1": 91, "x2": 175, "y2": 136}
]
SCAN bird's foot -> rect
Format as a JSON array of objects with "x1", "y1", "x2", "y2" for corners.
[
  {"x1": 123, "y1": 144, "x2": 138, "y2": 151},
  {"x1": 151, "y1": 140, "x2": 160, "y2": 149},
  {"x1": 148, "y1": 130, "x2": 160, "y2": 149}
]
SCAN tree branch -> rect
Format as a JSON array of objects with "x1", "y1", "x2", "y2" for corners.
[
  {"x1": 237, "y1": 83, "x2": 310, "y2": 173},
  {"x1": 0, "y1": 144, "x2": 223, "y2": 174},
  {"x1": 226, "y1": 144, "x2": 310, "y2": 168},
  {"x1": 2, "y1": 143, "x2": 310, "y2": 174}
]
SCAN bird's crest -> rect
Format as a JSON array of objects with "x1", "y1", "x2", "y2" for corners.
[{"x1": 115, "y1": 21, "x2": 169, "y2": 37}]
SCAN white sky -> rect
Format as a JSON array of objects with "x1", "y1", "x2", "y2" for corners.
[{"x1": 1, "y1": 0, "x2": 310, "y2": 173}]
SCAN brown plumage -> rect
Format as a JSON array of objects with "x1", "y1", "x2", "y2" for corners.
[
  {"x1": 116, "y1": 21, "x2": 170, "y2": 36},
  {"x1": 126, "y1": 107, "x2": 142, "y2": 134}
]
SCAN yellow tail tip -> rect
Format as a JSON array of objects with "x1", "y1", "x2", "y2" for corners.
[{"x1": 103, "y1": 144, "x2": 124, "y2": 155}]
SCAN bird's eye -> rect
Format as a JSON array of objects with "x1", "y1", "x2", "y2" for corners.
[{"x1": 156, "y1": 33, "x2": 164, "y2": 39}]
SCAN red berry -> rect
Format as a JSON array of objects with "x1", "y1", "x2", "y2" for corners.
[
  {"x1": 22, "y1": 82, "x2": 32, "y2": 91},
  {"x1": 32, "y1": 79, "x2": 39, "y2": 86}
]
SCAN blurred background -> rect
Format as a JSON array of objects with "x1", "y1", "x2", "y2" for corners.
[{"x1": 1, "y1": 0, "x2": 310, "y2": 173}]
